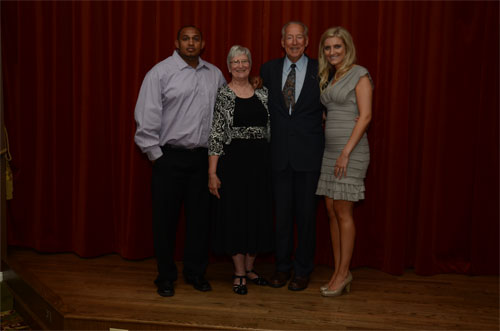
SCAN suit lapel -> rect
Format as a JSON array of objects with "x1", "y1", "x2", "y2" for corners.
[
  {"x1": 294, "y1": 56, "x2": 315, "y2": 112},
  {"x1": 273, "y1": 57, "x2": 289, "y2": 115}
]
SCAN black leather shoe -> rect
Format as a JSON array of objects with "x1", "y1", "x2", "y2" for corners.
[
  {"x1": 185, "y1": 275, "x2": 212, "y2": 292},
  {"x1": 246, "y1": 269, "x2": 269, "y2": 286},
  {"x1": 269, "y1": 271, "x2": 291, "y2": 288},
  {"x1": 232, "y1": 275, "x2": 248, "y2": 295},
  {"x1": 288, "y1": 276, "x2": 309, "y2": 291},
  {"x1": 156, "y1": 280, "x2": 175, "y2": 297}
]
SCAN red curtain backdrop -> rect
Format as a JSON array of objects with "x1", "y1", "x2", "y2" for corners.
[{"x1": 1, "y1": 1, "x2": 498, "y2": 275}]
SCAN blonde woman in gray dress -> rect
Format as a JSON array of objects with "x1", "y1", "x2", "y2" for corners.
[{"x1": 316, "y1": 27, "x2": 373, "y2": 297}]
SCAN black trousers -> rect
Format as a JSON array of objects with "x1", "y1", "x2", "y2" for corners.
[
  {"x1": 272, "y1": 165, "x2": 320, "y2": 277},
  {"x1": 151, "y1": 146, "x2": 209, "y2": 284}
]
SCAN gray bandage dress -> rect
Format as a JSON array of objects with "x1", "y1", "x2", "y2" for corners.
[{"x1": 316, "y1": 65, "x2": 373, "y2": 202}]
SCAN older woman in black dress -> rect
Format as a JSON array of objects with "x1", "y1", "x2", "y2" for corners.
[{"x1": 208, "y1": 45, "x2": 273, "y2": 295}]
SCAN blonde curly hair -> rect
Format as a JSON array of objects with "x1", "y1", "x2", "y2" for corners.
[{"x1": 318, "y1": 27, "x2": 357, "y2": 93}]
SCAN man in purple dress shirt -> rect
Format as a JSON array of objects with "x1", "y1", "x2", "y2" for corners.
[{"x1": 134, "y1": 26, "x2": 226, "y2": 297}]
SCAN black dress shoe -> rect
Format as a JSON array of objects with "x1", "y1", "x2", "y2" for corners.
[
  {"x1": 185, "y1": 275, "x2": 212, "y2": 292},
  {"x1": 156, "y1": 280, "x2": 175, "y2": 297},
  {"x1": 269, "y1": 271, "x2": 291, "y2": 288},
  {"x1": 232, "y1": 275, "x2": 248, "y2": 295},
  {"x1": 288, "y1": 276, "x2": 309, "y2": 291},
  {"x1": 246, "y1": 269, "x2": 269, "y2": 286}
]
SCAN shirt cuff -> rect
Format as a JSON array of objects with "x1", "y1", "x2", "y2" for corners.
[{"x1": 146, "y1": 146, "x2": 163, "y2": 161}]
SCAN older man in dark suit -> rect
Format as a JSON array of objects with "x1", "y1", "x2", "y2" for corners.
[{"x1": 260, "y1": 21, "x2": 325, "y2": 291}]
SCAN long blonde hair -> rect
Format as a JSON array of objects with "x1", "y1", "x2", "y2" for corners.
[{"x1": 318, "y1": 27, "x2": 357, "y2": 93}]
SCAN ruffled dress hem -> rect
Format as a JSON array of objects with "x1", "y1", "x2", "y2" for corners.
[{"x1": 316, "y1": 180, "x2": 365, "y2": 202}]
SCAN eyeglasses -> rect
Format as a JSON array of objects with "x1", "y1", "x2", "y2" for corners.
[{"x1": 230, "y1": 59, "x2": 250, "y2": 66}]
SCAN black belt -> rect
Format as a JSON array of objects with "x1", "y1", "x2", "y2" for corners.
[{"x1": 162, "y1": 144, "x2": 207, "y2": 152}]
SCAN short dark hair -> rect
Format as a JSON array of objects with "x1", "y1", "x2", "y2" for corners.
[{"x1": 177, "y1": 25, "x2": 203, "y2": 40}]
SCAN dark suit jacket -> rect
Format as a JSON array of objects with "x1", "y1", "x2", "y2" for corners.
[{"x1": 260, "y1": 56, "x2": 325, "y2": 172}]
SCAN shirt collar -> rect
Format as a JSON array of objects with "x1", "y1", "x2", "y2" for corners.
[
  {"x1": 172, "y1": 50, "x2": 208, "y2": 70},
  {"x1": 284, "y1": 54, "x2": 307, "y2": 73}
]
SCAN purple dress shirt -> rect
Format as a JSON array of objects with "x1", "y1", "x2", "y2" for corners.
[{"x1": 134, "y1": 50, "x2": 226, "y2": 161}]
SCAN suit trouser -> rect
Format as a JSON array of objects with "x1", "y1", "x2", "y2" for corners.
[
  {"x1": 151, "y1": 146, "x2": 209, "y2": 284},
  {"x1": 273, "y1": 165, "x2": 320, "y2": 277}
]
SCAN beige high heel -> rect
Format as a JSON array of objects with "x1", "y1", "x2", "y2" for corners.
[
  {"x1": 321, "y1": 272, "x2": 352, "y2": 297},
  {"x1": 320, "y1": 273, "x2": 339, "y2": 291}
]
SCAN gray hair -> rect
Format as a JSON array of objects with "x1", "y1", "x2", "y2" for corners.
[
  {"x1": 281, "y1": 21, "x2": 309, "y2": 39},
  {"x1": 226, "y1": 45, "x2": 252, "y2": 71}
]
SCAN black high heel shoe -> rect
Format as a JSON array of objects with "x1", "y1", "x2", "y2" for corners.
[
  {"x1": 232, "y1": 275, "x2": 248, "y2": 295},
  {"x1": 246, "y1": 269, "x2": 269, "y2": 286}
]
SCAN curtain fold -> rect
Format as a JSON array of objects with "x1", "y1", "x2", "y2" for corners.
[{"x1": 1, "y1": 0, "x2": 498, "y2": 274}]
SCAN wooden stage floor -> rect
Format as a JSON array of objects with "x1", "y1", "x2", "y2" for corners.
[{"x1": 3, "y1": 248, "x2": 499, "y2": 330}]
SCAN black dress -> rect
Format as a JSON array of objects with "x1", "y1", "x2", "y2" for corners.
[{"x1": 211, "y1": 95, "x2": 274, "y2": 256}]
